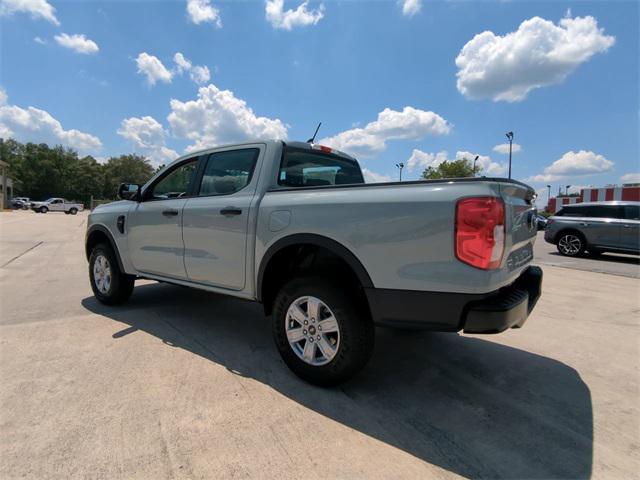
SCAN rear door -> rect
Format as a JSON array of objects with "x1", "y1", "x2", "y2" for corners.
[
  {"x1": 49, "y1": 199, "x2": 64, "y2": 211},
  {"x1": 620, "y1": 205, "x2": 640, "y2": 252},
  {"x1": 182, "y1": 145, "x2": 263, "y2": 290},
  {"x1": 127, "y1": 157, "x2": 199, "y2": 279},
  {"x1": 579, "y1": 205, "x2": 621, "y2": 248}
]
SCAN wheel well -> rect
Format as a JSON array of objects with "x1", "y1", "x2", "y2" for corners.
[
  {"x1": 259, "y1": 243, "x2": 370, "y2": 317},
  {"x1": 86, "y1": 230, "x2": 111, "y2": 260}
]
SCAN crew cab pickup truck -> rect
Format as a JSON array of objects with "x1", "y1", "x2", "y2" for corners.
[
  {"x1": 86, "y1": 140, "x2": 542, "y2": 385},
  {"x1": 32, "y1": 198, "x2": 84, "y2": 214}
]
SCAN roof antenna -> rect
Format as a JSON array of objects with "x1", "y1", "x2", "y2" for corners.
[{"x1": 307, "y1": 122, "x2": 322, "y2": 144}]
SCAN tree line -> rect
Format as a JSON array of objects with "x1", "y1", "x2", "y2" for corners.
[{"x1": 0, "y1": 139, "x2": 160, "y2": 206}]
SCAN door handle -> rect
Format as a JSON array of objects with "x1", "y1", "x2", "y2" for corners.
[
  {"x1": 623, "y1": 225, "x2": 632, "y2": 228},
  {"x1": 580, "y1": 222, "x2": 589, "y2": 226},
  {"x1": 162, "y1": 209, "x2": 179, "y2": 217},
  {"x1": 220, "y1": 207, "x2": 242, "y2": 216}
]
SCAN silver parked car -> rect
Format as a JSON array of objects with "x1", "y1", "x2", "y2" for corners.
[{"x1": 545, "y1": 201, "x2": 640, "y2": 257}]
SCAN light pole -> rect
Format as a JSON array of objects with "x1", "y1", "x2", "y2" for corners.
[
  {"x1": 395, "y1": 163, "x2": 404, "y2": 182},
  {"x1": 546, "y1": 184, "x2": 551, "y2": 200},
  {"x1": 473, "y1": 155, "x2": 479, "y2": 176},
  {"x1": 505, "y1": 131, "x2": 514, "y2": 179},
  {"x1": 566, "y1": 185, "x2": 571, "y2": 196}
]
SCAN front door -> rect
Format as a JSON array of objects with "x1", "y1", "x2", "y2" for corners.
[
  {"x1": 49, "y1": 199, "x2": 64, "y2": 211},
  {"x1": 182, "y1": 146, "x2": 262, "y2": 290},
  {"x1": 127, "y1": 158, "x2": 199, "y2": 279}
]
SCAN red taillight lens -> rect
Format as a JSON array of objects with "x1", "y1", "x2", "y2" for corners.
[{"x1": 455, "y1": 197, "x2": 505, "y2": 270}]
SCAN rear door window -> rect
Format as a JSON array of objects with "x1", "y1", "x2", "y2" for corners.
[
  {"x1": 278, "y1": 148, "x2": 364, "y2": 187},
  {"x1": 198, "y1": 148, "x2": 259, "y2": 196}
]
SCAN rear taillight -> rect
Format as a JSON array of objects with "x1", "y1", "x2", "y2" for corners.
[{"x1": 455, "y1": 197, "x2": 505, "y2": 270}]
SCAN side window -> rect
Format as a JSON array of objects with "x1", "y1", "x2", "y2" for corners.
[
  {"x1": 278, "y1": 148, "x2": 364, "y2": 187},
  {"x1": 149, "y1": 159, "x2": 198, "y2": 200},
  {"x1": 557, "y1": 206, "x2": 580, "y2": 217},
  {"x1": 623, "y1": 205, "x2": 640, "y2": 220},
  {"x1": 198, "y1": 149, "x2": 259, "y2": 196},
  {"x1": 585, "y1": 205, "x2": 621, "y2": 219}
]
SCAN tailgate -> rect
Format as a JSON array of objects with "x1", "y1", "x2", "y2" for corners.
[{"x1": 499, "y1": 182, "x2": 537, "y2": 271}]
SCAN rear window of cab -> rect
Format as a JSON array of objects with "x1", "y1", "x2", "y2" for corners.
[{"x1": 278, "y1": 147, "x2": 364, "y2": 187}]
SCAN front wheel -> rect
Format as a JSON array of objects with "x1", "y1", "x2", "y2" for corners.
[
  {"x1": 556, "y1": 232, "x2": 585, "y2": 257},
  {"x1": 39, "y1": 207, "x2": 48, "y2": 213},
  {"x1": 272, "y1": 276, "x2": 374, "y2": 386},
  {"x1": 89, "y1": 243, "x2": 134, "y2": 305}
]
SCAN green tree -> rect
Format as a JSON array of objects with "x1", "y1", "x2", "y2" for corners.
[
  {"x1": 102, "y1": 154, "x2": 155, "y2": 199},
  {"x1": 421, "y1": 157, "x2": 479, "y2": 180}
]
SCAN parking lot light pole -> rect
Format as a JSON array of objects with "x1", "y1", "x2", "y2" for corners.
[
  {"x1": 566, "y1": 185, "x2": 571, "y2": 196},
  {"x1": 547, "y1": 184, "x2": 551, "y2": 200},
  {"x1": 473, "y1": 155, "x2": 479, "y2": 176},
  {"x1": 505, "y1": 131, "x2": 514, "y2": 179},
  {"x1": 395, "y1": 163, "x2": 404, "y2": 182}
]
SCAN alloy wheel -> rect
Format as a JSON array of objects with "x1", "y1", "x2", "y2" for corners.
[{"x1": 285, "y1": 296, "x2": 340, "y2": 366}]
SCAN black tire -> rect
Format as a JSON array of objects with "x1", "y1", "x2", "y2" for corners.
[
  {"x1": 272, "y1": 276, "x2": 374, "y2": 386},
  {"x1": 89, "y1": 243, "x2": 134, "y2": 305},
  {"x1": 39, "y1": 207, "x2": 48, "y2": 213},
  {"x1": 556, "y1": 231, "x2": 586, "y2": 257},
  {"x1": 69, "y1": 208, "x2": 78, "y2": 215}
]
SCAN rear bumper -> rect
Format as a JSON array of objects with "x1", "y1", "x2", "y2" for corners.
[{"x1": 365, "y1": 266, "x2": 543, "y2": 334}]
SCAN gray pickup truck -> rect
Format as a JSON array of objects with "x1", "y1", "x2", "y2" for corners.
[{"x1": 86, "y1": 140, "x2": 542, "y2": 384}]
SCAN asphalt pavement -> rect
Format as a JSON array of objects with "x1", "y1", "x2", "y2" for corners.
[{"x1": 0, "y1": 210, "x2": 638, "y2": 479}]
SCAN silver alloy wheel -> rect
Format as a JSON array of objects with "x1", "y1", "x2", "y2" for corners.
[
  {"x1": 285, "y1": 296, "x2": 340, "y2": 366},
  {"x1": 93, "y1": 254, "x2": 112, "y2": 294},
  {"x1": 558, "y1": 234, "x2": 582, "y2": 256}
]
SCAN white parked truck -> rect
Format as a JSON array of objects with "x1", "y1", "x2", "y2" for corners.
[
  {"x1": 32, "y1": 198, "x2": 84, "y2": 214},
  {"x1": 86, "y1": 140, "x2": 542, "y2": 385}
]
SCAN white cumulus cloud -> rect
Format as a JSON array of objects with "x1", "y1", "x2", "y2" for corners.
[
  {"x1": 527, "y1": 150, "x2": 614, "y2": 182},
  {"x1": 0, "y1": 91, "x2": 102, "y2": 154},
  {"x1": 362, "y1": 168, "x2": 392, "y2": 184},
  {"x1": 407, "y1": 149, "x2": 448, "y2": 172},
  {"x1": 136, "y1": 52, "x2": 173, "y2": 86},
  {"x1": 173, "y1": 52, "x2": 192, "y2": 73},
  {"x1": 406, "y1": 149, "x2": 507, "y2": 176},
  {"x1": 0, "y1": 0, "x2": 59, "y2": 25},
  {"x1": 187, "y1": 0, "x2": 222, "y2": 27},
  {"x1": 173, "y1": 52, "x2": 211, "y2": 85},
  {"x1": 456, "y1": 15, "x2": 615, "y2": 102},
  {"x1": 54, "y1": 33, "x2": 99, "y2": 54},
  {"x1": 265, "y1": 0, "x2": 324, "y2": 30},
  {"x1": 493, "y1": 142, "x2": 522, "y2": 154},
  {"x1": 167, "y1": 84, "x2": 288, "y2": 151},
  {"x1": 401, "y1": 0, "x2": 421, "y2": 17},
  {"x1": 319, "y1": 106, "x2": 451, "y2": 157},
  {"x1": 117, "y1": 116, "x2": 178, "y2": 166},
  {"x1": 621, "y1": 173, "x2": 640, "y2": 184}
]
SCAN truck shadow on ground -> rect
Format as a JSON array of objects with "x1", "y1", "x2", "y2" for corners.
[{"x1": 82, "y1": 283, "x2": 593, "y2": 479}]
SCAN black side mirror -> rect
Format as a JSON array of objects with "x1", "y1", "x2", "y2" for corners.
[{"x1": 118, "y1": 183, "x2": 141, "y2": 201}]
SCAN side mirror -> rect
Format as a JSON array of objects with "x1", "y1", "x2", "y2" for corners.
[{"x1": 118, "y1": 183, "x2": 141, "y2": 201}]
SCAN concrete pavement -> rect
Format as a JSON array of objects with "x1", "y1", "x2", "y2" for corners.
[{"x1": 0, "y1": 210, "x2": 638, "y2": 479}]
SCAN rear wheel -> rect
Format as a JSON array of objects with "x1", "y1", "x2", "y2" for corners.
[
  {"x1": 556, "y1": 232, "x2": 585, "y2": 257},
  {"x1": 39, "y1": 207, "x2": 48, "y2": 213},
  {"x1": 69, "y1": 208, "x2": 78, "y2": 215},
  {"x1": 89, "y1": 243, "x2": 134, "y2": 305},
  {"x1": 272, "y1": 276, "x2": 374, "y2": 386}
]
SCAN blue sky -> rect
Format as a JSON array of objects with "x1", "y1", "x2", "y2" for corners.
[{"x1": 1, "y1": 0, "x2": 638, "y2": 205}]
